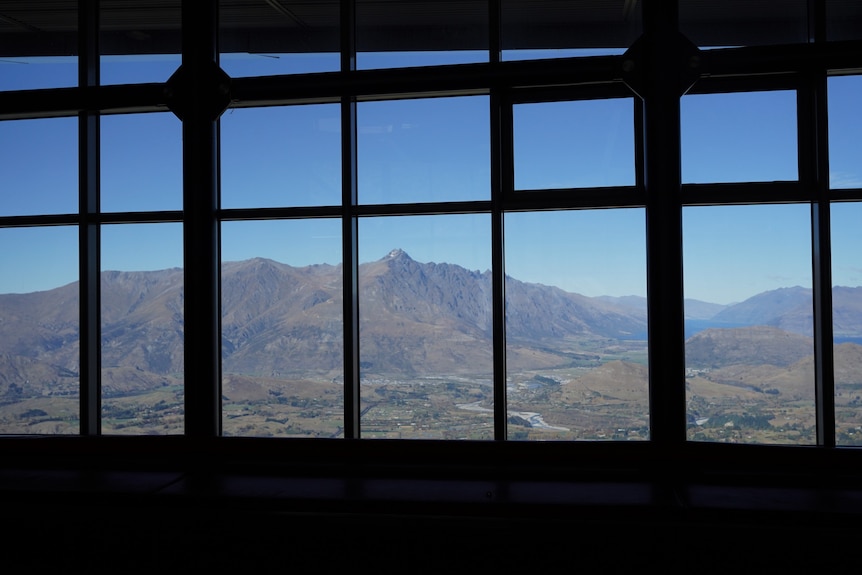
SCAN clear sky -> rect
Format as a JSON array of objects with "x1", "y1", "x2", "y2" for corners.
[{"x1": 0, "y1": 56, "x2": 860, "y2": 305}]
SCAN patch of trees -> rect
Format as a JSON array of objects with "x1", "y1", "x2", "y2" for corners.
[
  {"x1": 508, "y1": 415, "x2": 531, "y2": 427},
  {"x1": 532, "y1": 375, "x2": 560, "y2": 386},
  {"x1": 705, "y1": 413, "x2": 774, "y2": 430}
]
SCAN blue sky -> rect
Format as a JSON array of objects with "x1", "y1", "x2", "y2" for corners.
[{"x1": 0, "y1": 56, "x2": 860, "y2": 305}]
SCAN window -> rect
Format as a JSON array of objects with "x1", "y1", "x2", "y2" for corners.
[
  {"x1": 505, "y1": 208, "x2": 648, "y2": 441},
  {"x1": 1, "y1": 2, "x2": 861, "y2": 474},
  {"x1": 100, "y1": 0, "x2": 181, "y2": 85},
  {"x1": 0, "y1": 2, "x2": 77, "y2": 91},
  {"x1": 0, "y1": 226, "x2": 79, "y2": 434},
  {"x1": 221, "y1": 218, "x2": 344, "y2": 437},
  {"x1": 684, "y1": 204, "x2": 815, "y2": 444},
  {"x1": 220, "y1": 0, "x2": 340, "y2": 77},
  {"x1": 681, "y1": 90, "x2": 798, "y2": 184},
  {"x1": 513, "y1": 97, "x2": 635, "y2": 189}
]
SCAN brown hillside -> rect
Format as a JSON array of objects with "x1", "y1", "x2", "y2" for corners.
[
  {"x1": 562, "y1": 360, "x2": 648, "y2": 403},
  {"x1": 685, "y1": 326, "x2": 812, "y2": 368}
]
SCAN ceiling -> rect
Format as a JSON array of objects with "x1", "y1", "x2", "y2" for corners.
[{"x1": 0, "y1": 1, "x2": 860, "y2": 58}]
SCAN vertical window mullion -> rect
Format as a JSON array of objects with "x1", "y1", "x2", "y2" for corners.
[
  {"x1": 181, "y1": 0, "x2": 221, "y2": 437},
  {"x1": 341, "y1": 0, "x2": 360, "y2": 439},
  {"x1": 801, "y1": 73, "x2": 836, "y2": 447},
  {"x1": 642, "y1": 1, "x2": 687, "y2": 445},
  {"x1": 79, "y1": 0, "x2": 100, "y2": 436},
  {"x1": 490, "y1": 93, "x2": 508, "y2": 441},
  {"x1": 489, "y1": 0, "x2": 508, "y2": 440}
]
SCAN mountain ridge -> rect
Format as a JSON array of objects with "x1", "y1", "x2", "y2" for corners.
[{"x1": 4, "y1": 250, "x2": 862, "y2": 397}]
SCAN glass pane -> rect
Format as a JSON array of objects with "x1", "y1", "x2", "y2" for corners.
[
  {"x1": 682, "y1": 91, "x2": 798, "y2": 184},
  {"x1": 828, "y1": 75, "x2": 862, "y2": 190},
  {"x1": 831, "y1": 202, "x2": 862, "y2": 446},
  {"x1": 101, "y1": 112, "x2": 182, "y2": 212},
  {"x1": 0, "y1": 226, "x2": 79, "y2": 434},
  {"x1": 0, "y1": 117, "x2": 77, "y2": 217},
  {"x1": 680, "y1": 0, "x2": 808, "y2": 48},
  {"x1": 513, "y1": 98, "x2": 635, "y2": 190},
  {"x1": 502, "y1": 0, "x2": 641, "y2": 61},
  {"x1": 359, "y1": 214, "x2": 492, "y2": 439},
  {"x1": 101, "y1": 223, "x2": 183, "y2": 435},
  {"x1": 0, "y1": 3, "x2": 77, "y2": 91},
  {"x1": 221, "y1": 104, "x2": 342, "y2": 208},
  {"x1": 684, "y1": 204, "x2": 815, "y2": 444},
  {"x1": 220, "y1": 0, "x2": 339, "y2": 77},
  {"x1": 221, "y1": 219, "x2": 343, "y2": 437},
  {"x1": 827, "y1": 0, "x2": 862, "y2": 42},
  {"x1": 101, "y1": 0, "x2": 181, "y2": 85},
  {"x1": 505, "y1": 209, "x2": 648, "y2": 441},
  {"x1": 102, "y1": 54, "x2": 180, "y2": 85},
  {"x1": 357, "y1": 0, "x2": 487, "y2": 70},
  {"x1": 358, "y1": 96, "x2": 489, "y2": 204}
]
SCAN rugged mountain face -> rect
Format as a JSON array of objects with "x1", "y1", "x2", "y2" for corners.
[
  {"x1": 101, "y1": 268, "x2": 184, "y2": 375},
  {"x1": 0, "y1": 281, "x2": 79, "y2": 369},
  {"x1": 507, "y1": 279, "x2": 645, "y2": 341},
  {"x1": 221, "y1": 258, "x2": 344, "y2": 375}
]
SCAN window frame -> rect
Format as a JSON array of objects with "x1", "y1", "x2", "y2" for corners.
[{"x1": 0, "y1": 1, "x2": 859, "y2": 475}]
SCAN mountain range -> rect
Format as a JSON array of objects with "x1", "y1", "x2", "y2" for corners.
[
  {"x1": 0, "y1": 249, "x2": 647, "y2": 394},
  {"x1": 2, "y1": 249, "x2": 862, "y2": 397}
]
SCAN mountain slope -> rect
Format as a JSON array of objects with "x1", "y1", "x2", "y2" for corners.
[
  {"x1": 711, "y1": 286, "x2": 811, "y2": 326},
  {"x1": 685, "y1": 325, "x2": 813, "y2": 368},
  {"x1": 709, "y1": 286, "x2": 862, "y2": 337}
]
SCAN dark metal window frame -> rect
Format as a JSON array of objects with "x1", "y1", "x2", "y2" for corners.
[{"x1": 0, "y1": 1, "x2": 860, "y2": 472}]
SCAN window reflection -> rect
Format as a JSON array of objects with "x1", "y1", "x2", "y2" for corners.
[
  {"x1": 357, "y1": 0, "x2": 487, "y2": 70},
  {"x1": 0, "y1": 2, "x2": 77, "y2": 91},
  {"x1": 502, "y1": 0, "x2": 640, "y2": 61},
  {"x1": 220, "y1": 0, "x2": 339, "y2": 77}
]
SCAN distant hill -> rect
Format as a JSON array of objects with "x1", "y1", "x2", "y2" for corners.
[
  {"x1": 561, "y1": 360, "x2": 648, "y2": 404},
  {"x1": 684, "y1": 299, "x2": 728, "y2": 320},
  {"x1": 685, "y1": 325, "x2": 813, "y2": 368},
  {"x1": 597, "y1": 295, "x2": 647, "y2": 313},
  {"x1": 707, "y1": 286, "x2": 862, "y2": 337},
  {"x1": 599, "y1": 295, "x2": 728, "y2": 320},
  {"x1": 832, "y1": 287, "x2": 862, "y2": 338},
  {"x1": 711, "y1": 286, "x2": 811, "y2": 326}
]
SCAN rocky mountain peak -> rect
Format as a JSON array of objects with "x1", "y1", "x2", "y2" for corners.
[{"x1": 385, "y1": 248, "x2": 410, "y2": 260}]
